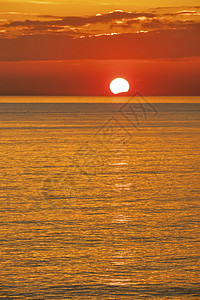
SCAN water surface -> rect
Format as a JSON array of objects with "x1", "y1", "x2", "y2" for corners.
[{"x1": 0, "y1": 97, "x2": 199, "y2": 299}]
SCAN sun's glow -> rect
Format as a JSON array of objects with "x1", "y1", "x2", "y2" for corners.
[{"x1": 110, "y1": 78, "x2": 130, "y2": 94}]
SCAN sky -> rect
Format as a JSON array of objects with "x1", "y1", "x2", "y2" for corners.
[{"x1": 0, "y1": 0, "x2": 200, "y2": 95}]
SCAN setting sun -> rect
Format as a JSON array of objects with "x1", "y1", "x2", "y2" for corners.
[{"x1": 110, "y1": 78, "x2": 130, "y2": 95}]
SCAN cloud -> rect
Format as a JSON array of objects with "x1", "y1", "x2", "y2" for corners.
[
  {"x1": 0, "y1": 11, "x2": 60, "y2": 18},
  {"x1": 141, "y1": 19, "x2": 199, "y2": 31},
  {"x1": 154, "y1": 6, "x2": 200, "y2": 10},
  {"x1": 1, "y1": 8, "x2": 200, "y2": 61},
  {"x1": 27, "y1": 0, "x2": 56, "y2": 4},
  {"x1": 174, "y1": 10, "x2": 200, "y2": 15},
  {"x1": 3, "y1": 8, "x2": 200, "y2": 36},
  {"x1": 0, "y1": 25, "x2": 200, "y2": 61},
  {"x1": 4, "y1": 11, "x2": 156, "y2": 28}
]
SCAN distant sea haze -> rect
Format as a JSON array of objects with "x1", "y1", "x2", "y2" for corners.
[{"x1": 0, "y1": 95, "x2": 200, "y2": 103}]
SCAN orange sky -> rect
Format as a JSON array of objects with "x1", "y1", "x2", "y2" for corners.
[{"x1": 0, "y1": 0, "x2": 200, "y2": 95}]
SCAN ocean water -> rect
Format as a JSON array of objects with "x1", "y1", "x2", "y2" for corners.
[{"x1": 0, "y1": 96, "x2": 199, "y2": 299}]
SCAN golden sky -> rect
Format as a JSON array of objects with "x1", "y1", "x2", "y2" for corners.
[{"x1": 1, "y1": 0, "x2": 200, "y2": 15}]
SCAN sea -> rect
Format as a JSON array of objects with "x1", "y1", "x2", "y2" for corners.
[{"x1": 0, "y1": 96, "x2": 199, "y2": 299}]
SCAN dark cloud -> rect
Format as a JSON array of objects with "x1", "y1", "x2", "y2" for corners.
[
  {"x1": 0, "y1": 26, "x2": 200, "y2": 61},
  {"x1": 19, "y1": 25, "x2": 79, "y2": 35},
  {"x1": 4, "y1": 11, "x2": 156, "y2": 28},
  {"x1": 109, "y1": 15, "x2": 200, "y2": 31},
  {"x1": 141, "y1": 19, "x2": 199, "y2": 30},
  {"x1": 39, "y1": 14, "x2": 62, "y2": 19},
  {"x1": 4, "y1": 19, "x2": 42, "y2": 27}
]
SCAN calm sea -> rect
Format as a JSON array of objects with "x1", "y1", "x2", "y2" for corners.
[{"x1": 0, "y1": 96, "x2": 199, "y2": 299}]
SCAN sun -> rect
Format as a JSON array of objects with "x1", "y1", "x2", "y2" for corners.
[{"x1": 110, "y1": 78, "x2": 130, "y2": 95}]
